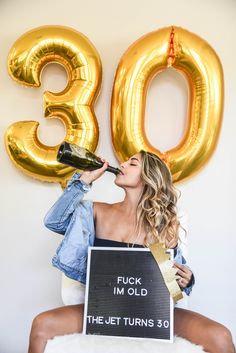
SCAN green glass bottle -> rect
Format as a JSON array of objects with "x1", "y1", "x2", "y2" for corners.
[{"x1": 57, "y1": 142, "x2": 121, "y2": 175}]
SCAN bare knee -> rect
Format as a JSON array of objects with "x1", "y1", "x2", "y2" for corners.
[
  {"x1": 30, "y1": 311, "x2": 55, "y2": 342},
  {"x1": 207, "y1": 323, "x2": 235, "y2": 353}
]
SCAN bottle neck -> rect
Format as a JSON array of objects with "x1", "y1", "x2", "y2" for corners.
[{"x1": 106, "y1": 165, "x2": 121, "y2": 175}]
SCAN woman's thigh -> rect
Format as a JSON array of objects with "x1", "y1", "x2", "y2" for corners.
[
  {"x1": 174, "y1": 307, "x2": 234, "y2": 353},
  {"x1": 32, "y1": 304, "x2": 84, "y2": 338}
]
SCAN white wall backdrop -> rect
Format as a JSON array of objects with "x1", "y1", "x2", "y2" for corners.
[{"x1": 0, "y1": 0, "x2": 235, "y2": 352}]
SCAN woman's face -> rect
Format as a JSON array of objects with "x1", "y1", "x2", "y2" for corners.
[{"x1": 114, "y1": 153, "x2": 144, "y2": 189}]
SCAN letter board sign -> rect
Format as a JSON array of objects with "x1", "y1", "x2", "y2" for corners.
[{"x1": 83, "y1": 247, "x2": 173, "y2": 341}]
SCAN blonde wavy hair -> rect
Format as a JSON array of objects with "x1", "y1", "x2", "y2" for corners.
[{"x1": 137, "y1": 150, "x2": 180, "y2": 248}]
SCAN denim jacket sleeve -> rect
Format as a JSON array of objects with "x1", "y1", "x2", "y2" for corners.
[
  {"x1": 44, "y1": 172, "x2": 92, "y2": 235},
  {"x1": 174, "y1": 246, "x2": 195, "y2": 296}
]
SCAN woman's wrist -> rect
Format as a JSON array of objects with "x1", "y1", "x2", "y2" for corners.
[{"x1": 79, "y1": 173, "x2": 94, "y2": 185}]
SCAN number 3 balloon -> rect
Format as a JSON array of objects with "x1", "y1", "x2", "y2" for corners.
[
  {"x1": 5, "y1": 25, "x2": 101, "y2": 187},
  {"x1": 111, "y1": 26, "x2": 224, "y2": 183}
]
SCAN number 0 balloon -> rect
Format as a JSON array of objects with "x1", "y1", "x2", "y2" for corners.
[{"x1": 111, "y1": 26, "x2": 224, "y2": 183}]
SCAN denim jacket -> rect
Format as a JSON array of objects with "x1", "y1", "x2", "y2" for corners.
[{"x1": 44, "y1": 172, "x2": 194, "y2": 296}]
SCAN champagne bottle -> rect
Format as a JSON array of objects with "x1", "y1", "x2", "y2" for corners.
[{"x1": 57, "y1": 141, "x2": 121, "y2": 175}]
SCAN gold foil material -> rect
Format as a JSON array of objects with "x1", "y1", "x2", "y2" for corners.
[
  {"x1": 6, "y1": 25, "x2": 101, "y2": 186},
  {"x1": 111, "y1": 26, "x2": 224, "y2": 183},
  {"x1": 149, "y1": 243, "x2": 183, "y2": 303}
]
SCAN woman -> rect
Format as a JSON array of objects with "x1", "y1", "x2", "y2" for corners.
[{"x1": 28, "y1": 151, "x2": 235, "y2": 353}]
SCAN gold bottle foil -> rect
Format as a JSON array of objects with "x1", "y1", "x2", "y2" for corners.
[{"x1": 149, "y1": 243, "x2": 183, "y2": 303}]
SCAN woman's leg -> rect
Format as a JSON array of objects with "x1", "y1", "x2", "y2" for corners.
[
  {"x1": 174, "y1": 307, "x2": 235, "y2": 353},
  {"x1": 28, "y1": 304, "x2": 84, "y2": 353}
]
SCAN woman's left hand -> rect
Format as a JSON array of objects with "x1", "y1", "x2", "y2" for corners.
[{"x1": 174, "y1": 262, "x2": 193, "y2": 289}]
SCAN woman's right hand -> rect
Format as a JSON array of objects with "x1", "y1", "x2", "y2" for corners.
[{"x1": 79, "y1": 160, "x2": 109, "y2": 185}]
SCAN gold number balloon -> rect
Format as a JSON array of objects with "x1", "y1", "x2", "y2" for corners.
[
  {"x1": 111, "y1": 26, "x2": 224, "y2": 183},
  {"x1": 5, "y1": 25, "x2": 102, "y2": 186}
]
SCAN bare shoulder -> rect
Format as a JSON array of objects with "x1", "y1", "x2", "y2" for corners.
[{"x1": 93, "y1": 201, "x2": 113, "y2": 219}]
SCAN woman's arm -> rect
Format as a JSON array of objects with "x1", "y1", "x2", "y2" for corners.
[
  {"x1": 174, "y1": 246, "x2": 195, "y2": 296},
  {"x1": 44, "y1": 172, "x2": 91, "y2": 234},
  {"x1": 44, "y1": 161, "x2": 109, "y2": 235}
]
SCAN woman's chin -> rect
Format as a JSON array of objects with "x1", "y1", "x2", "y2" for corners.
[
  {"x1": 114, "y1": 178, "x2": 125, "y2": 188},
  {"x1": 114, "y1": 179, "x2": 122, "y2": 186}
]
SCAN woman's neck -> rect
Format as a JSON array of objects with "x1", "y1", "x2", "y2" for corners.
[{"x1": 118, "y1": 188, "x2": 143, "y2": 215}]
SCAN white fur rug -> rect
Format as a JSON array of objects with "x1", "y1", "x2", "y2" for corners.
[{"x1": 44, "y1": 333, "x2": 206, "y2": 353}]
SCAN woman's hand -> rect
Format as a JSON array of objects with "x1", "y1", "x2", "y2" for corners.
[
  {"x1": 174, "y1": 262, "x2": 193, "y2": 289},
  {"x1": 79, "y1": 159, "x2": 109, "y2": 185}
]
